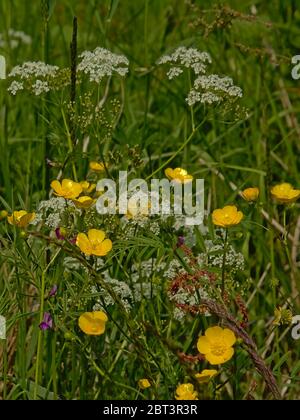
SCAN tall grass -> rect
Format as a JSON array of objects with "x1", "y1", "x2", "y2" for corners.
[{"x1": 0, "y1": 0, "x2": 300, "y2": 400}]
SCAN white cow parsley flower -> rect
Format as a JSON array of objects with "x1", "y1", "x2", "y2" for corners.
[
  {"x1": 7, "y1": 61, "x2": 60, "y2": 96},
  {"x1": 78, "y1": 47, "x2": 129, "y2": 83},
  {"x1": 32, "y1": 79, "x2": 50, "y2": 95},
  {"x1": 186, "y1": 74, "x2": 242, "y2": 106},
  {"x1": 157, "y1": 47, "x2": 212, "y2": 78},
  {"x1": 31, "y1": 197, "x2": 79, "y2": 229},
  {"x1": 9, "y1": 61, "x2": 59, "y2": 79},
  {"x1": 158, "y1": 46, "x2": 243, "y2": 110},
  {"x1": 92, "y1": 272, "x2": 133, "y2": 312},
  {"x1": 7, "y1": 80, "x2": 24, "y2": 95},
  {"x1": 166, "y1": 67, "x2": 184, "y2": 79},
  {"x1": 197, "y1": 240, "x2": 245, "y2": 272}
]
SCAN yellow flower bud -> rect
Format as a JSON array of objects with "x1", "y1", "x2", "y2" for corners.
[
  {"x1": 138, "y1": 379, "x2": 151, "y2": 389},
  {"x1": 0, "y1": 210, "x2": 8, "y2": 220},
  {"x1": 242, "y1": 187, "x2": 259, "y2": 202}
]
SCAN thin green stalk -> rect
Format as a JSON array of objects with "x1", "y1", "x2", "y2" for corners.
[
  {"x1": 283, "y1": 207, "x2": 293, "y2": 269},
  {"x1": 61, "y1": 109, "x2": 77, "y2": 180},
  {"x1": 144, "y1": 0, "x2": 149, "y2": 65},
  {"x1": 34, "y1": 249, "x2": 61, "y2": 400},
  {"x1": 221, "y1": 229, "x2": 228, "y2": 298},
  {"x1": 146, "y1": 121, "x2": 204, "y2": 180},
  {"x1": 188, "y1": 69, "x2": 195, "y2": 132},
  {"x1": 33, "y1": 270, "x2": 46, "y2": 400},
  {"x1": 51, "y1": 332, "x2": 58, "y2": 399},
  {"x1": 70, "y1": 16, "x2": 77, "y2": 147},
  {"x1": 41, "y1": 0, "x2": 50, "y2": 198}
]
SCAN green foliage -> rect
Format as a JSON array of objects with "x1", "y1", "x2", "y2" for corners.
[{"x1": 0, "y1": 0, "x2": 299, "y2": 400}]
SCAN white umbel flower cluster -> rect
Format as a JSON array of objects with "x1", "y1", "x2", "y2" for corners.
[
  {"x1": 158, "y1": 46, "x2": 243, "y2": 108},
  {"x1": 157, "y1": 46, "x2": 212, "y2": 77},
  {"x1": 32, "y1": 79, "x2": 51, "y2": 95},
  {"x1": 9, "y1": 61, "x2": 59, "y2": 79},
  {"x1": 92, "y1": 259, "x2": 165, "y2": 311},
  {"x1": 7, "y1": 61, "x2": 59, "y2": 95},
  {"x1": 32, "y1": 197, "x2": 79, "y2": 229},
  {"x1": 7, "y1": 81, "x2": 24, "y2": 95},
  {"x1": 187, "y1": 74, "x2": 243, "y2": 106},
  {"x1": 197, "y1": 240, "x2": 245, "y2": 272},
  {"x1": 78, "y1": 47, "x2": 129, "y2": 83},
  {"x1": 0, "y1": 29, "x2": 32, "y2": 49},
  {"x1": 92, "y1": 274, "x2": 133, "y2": 312}
]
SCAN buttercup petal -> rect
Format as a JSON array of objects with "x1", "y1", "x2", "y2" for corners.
[
  {"x1": 205, "y1": 352, "x2": 225, "y2": 365},
  {"x1": 165, "y1": 168, "x2": 174, "y2": 179},
  {"x1": 197, "y1": 336, "x2": 211, "y2": 354},
  {"x1": 195, "y1": 369, "x2": 218, "y2": 383},
  {"x1": 15, "y1": 210, "x2": 28, "y2": 219},
  {"x1": 88, "y1": 229, "x2": 106, "y2": 244},
  {"x1": 76, "y1": 233, "x2": 92, "y2": 255},
  {"x1": 221, "y1": 347, "x2": 235, "y2": 363},
  {"x1": 73, "y1": 196, "x2": 94, "y2": 209},
  {"x1": 205, "y1": 326, "x2": 224, "y2": 341},
  {"x1": 234, "y1": 211, "x2": 243, "y2": 224},
  {"x1": 174, "y1": 168, "x2": 188, "y2": 176},
  {"x1": 7, "y1": 215, "x2": 14, "y2": 225},
  {"x1": 94, "y1": 239, "x2": 112, "y2": 256},
  {"x1": 19, "y1": 212, "x2": 35, "y2": 227},
  {"x1": 51, "y1": 180, "x2": 62, "y2": 194},
  {"x1": 62, "y1": 179, "x2": 74, "y2": 189},
  {"x1": 222, "y1": 328, "x2": 236, "y2": 347},
  {"x1": 93, "y1": 311, "x2": 108, "y2": 323}
]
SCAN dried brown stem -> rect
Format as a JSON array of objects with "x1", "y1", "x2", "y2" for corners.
[{"x1": 201, "y1": 298, "x2": 281, "y2": 400}]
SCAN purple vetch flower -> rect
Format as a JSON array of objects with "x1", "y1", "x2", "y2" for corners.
[
  {"x1": 48, "y1": 284, "x2": 58, "y2": 297},
  {"x1": 176, "y1": 236, "x2": 185, "y2": 248},
  {"x1": 39, "y1": 312, "x2": 53, "y2": 330},
  {"x1": 55, "y1": 227, "x2": 66, "y2": 240},
  {"x1": 55, "y1": 227, "x2": 76, "y2": 244}
]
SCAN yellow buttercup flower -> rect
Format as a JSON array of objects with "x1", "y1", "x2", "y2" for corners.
[
  {"x1": 80, "y1": 181, "x2": 96, "y2": 194},
  {"x1": 242, "y1": 187, "x2": 259, "y2": 202},
  {"x1": 51, "y1": 179, "x2": 82, "y2": 199},
  {"x1": 165, "y1": 167, "x2": 193, "y2": 183},
  {"x1": 89, "y1": 161, "x2": 105, "y2": 173},
  {"x1": 271, "y1": 183, "x2": 300, "y2": 204},
  {"x1": 197, "y1": 326, "x2": 236, "y2": 365},
  {"x1": 138, "y1": 379, "x2": 151, "y2": 389},
  {"x1": 72, "y1": 196, "x2": 95, "y2": 209},
  {"x1": 0, "y1": 210, "x2": 8, "y2": 220},
  {"x1": 78, "y1": 311, "x2": 108, "y2": 335},
  {"x1": 76, "y1": 229, "x2": 112, "y2": 256},
  {"x1": 7, "y1": 210, "x2": 36, "y2": 228},
  {"x1": 195, "y1": 369, "x2": 218, "y2": 383},
  {"x1": 212, "y1": 205, "x2": 243, "y2": 228},
  {"x1": 175, "y1": 383, "x2": 198, "y2": 400}
]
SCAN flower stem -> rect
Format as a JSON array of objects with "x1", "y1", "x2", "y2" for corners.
[
  {"x1": 41, "y1": 0, "x2": 50, "y2": 198},
  {"x1": 34, "y1": 270, "x2": 46, "y2": 400},
  {"x1": 283, "y1": 208, "x2": 293, "y2": 269},
  {"x1": 34, "y1": 249, "x2": 61, "y2": 400},
  {"x1": 188, "y1": 69, "x2": 195, "y2": 132},
  {"x1": 221, "y1": 229, "x2": 228, "y2": 299},
  {"x1": 145, "y1": 120, "x2": 205, "y2": 181},
  {"x1": 62, "y1": 108, "x2": 77, "y2": 181}
]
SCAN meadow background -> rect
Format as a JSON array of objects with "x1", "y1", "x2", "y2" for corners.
[{"x1": 0, "y1": 0, "x2": 300, "y2": 400}]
